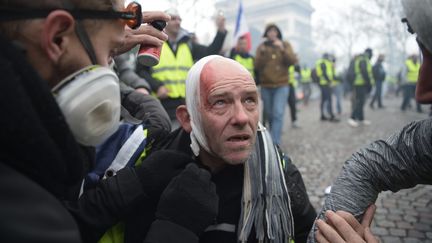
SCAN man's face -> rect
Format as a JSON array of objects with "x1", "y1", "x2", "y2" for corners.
[
  {"x1": 237, "y1": 38, "x2": 248, "y2": 53},
  {"x1": 90, "y1": 19, "x2": 125, "y2": 67},
  {"x1": 266, "y1": 27, "x2": 278, "y2": 41},
  {"x1": 19, "y1": 0, "x2": 127, "y2": 88},
  {"x1": 165, "y1": 14, "x2": 181, "y2": 36},
  {"x1": 199, "y1": 58, "x2": 259, "y2": 166}
]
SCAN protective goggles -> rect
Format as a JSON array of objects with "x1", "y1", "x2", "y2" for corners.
[{"x1": 0, "y1": 1, "x2": 143, "y2": 29}]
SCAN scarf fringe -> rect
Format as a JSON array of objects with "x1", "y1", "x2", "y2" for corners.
[{"x1": 238, "y1": 123, "x2": 294, "y2": 243}]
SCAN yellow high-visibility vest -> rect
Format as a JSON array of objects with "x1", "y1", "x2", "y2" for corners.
[
  {"x1": 353, "y1": 55, "x2": 375, "y2": 86},
  {"x1": 152, "y1": 42, "x2": 194, "y2": 98},
  {"x1": 234, "y1": 54, "x2": 255, "y2": 78},
  {"x1": 300, "y1": 68, "x2": 311, "y2": 83},
  {"x1": 288, "y1": 65, "x2": 298, "y2": 87},
  {"x1": 405, "y1": 59, "x2": 420, "y2": 83},
  {"x1": 315, "y1": 59, "x2": 333, "y2": 86}
]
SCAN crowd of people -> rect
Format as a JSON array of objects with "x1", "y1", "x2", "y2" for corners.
[{"x1": 1, "y1": 0, "x2": 431, "y2": 243}]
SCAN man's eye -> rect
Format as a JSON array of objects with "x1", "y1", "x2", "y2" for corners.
[
  {"x1": 245, "y1": 97, "x2": 257, "y2": 105},
  {"x1": 214, "y1": 100, "x2": 226, "y2": 106}
]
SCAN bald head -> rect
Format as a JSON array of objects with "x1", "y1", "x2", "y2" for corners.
[
  {"x1": 177, "y1": 56, "x2": 259, "y2": 169},
  {"x1": 199, "y1": 57, "x2": 255, "y2": 108}
]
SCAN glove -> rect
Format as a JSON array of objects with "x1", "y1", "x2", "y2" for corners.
[
  {"x1": 135, "y1": 150, "x2": 192, "y2": 198},
  {"x1": 155, "y1": 163, "x2": 219, "y2": 236}
]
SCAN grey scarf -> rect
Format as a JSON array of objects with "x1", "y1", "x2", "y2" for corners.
[{"x1": 238, "y1": 123, "x2": 294, "y2": 243}]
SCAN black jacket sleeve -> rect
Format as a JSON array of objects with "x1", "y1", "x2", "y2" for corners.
[
  {"x1": 144, "y1": 220, "x2": 199, "y2": 243},
  {"x1": 121, "y1": 91, "x2": 171, "y2": 143},
  {"x1": 135, "y1": 64, "x2": 165, "y2": 93},
  {"x1": 65, "y1": 167, "x2": 148, "y2": 243},
  {"x1": 191, "y1": 30, "x2": 227, "y2": 61},
  {"x1": 0, "y1": 163, "x2": 82, "y2": 243},
  {"x1": 283, "y1": 158, "x2": 317, "y2": 243},
  {"x1": 321, "y1": 62, "x2": 331, "y2": 84}
]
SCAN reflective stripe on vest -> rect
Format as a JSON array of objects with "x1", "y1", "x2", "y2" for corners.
[
  {"x1": 103, "y1": 125, "x2": 146, "y2": 179},
  {"x1": 234, "y1": 54, "x2": 255, "y2": 78},
  {"x1": 354, "y1": 55, "x2": 374, "y2": 86},
  {"x1": 405, "y1": 59, "x2": 420, "y2": 83},
  {"x1": 315, "y1": 59, "x2": 333, "y2": 86},
  {"x1": 152, "y1": 42, "x2": 194, "y2": 98}
]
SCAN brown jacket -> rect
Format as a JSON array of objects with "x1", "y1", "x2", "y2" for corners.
[{"x1": 254, "y1": 40, "x2": 297, "y2": 88}]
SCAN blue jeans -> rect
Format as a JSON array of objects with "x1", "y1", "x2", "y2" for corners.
[
  {"x1": 320, "y1": 85, "x2": 334, "y2": 118},
  {"x1": 401, "y1": 84, "x2": 422, "y2": 112},
  {"x1": 370, "y1": 80, "x2": 384, "y2": 108},
  {"x1": 261, "y1": 86, "x2": 289, "y2": 145},
  {"x1": 333, "y1": 84, "x2": 343, "y2": 114}
]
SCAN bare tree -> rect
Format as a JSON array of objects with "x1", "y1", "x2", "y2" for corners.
[
  {"x1": 354, "y1": 0, "x2": 410, "y2": 76},
  {"x1": 166, "y1": 0, "x2": 217, "y2": 38},
  {"x1": 313, "y1": 0, "x2": 411, "y2": 75}
]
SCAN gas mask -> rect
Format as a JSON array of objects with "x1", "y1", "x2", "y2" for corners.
[{"x1": 52, "y1": 65, "x2": 121, "y2": 146}]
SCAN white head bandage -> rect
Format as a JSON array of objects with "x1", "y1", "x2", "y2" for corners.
[{"x1": 185, "y1": 55, "x2": 223, "y2": 156}]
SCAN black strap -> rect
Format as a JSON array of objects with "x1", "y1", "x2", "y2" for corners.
[{"x1": 74, "y1": 21, "x2": 97, "y2": 65}]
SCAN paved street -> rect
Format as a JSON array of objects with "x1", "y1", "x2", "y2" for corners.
[{"x1": 279, "y1": 91, "x2": 432, "y2": 242}]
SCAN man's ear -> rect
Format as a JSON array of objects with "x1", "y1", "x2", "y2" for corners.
[
  {"x1": 41, "y1": 10, "x2": 75, "y2": 63},
  {"x1": 176, "y1": 105, "x2": 192, "y2": 133}
]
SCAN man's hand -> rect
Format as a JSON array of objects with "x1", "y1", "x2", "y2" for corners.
[
  {"x1": 135, "y1": 88, "x2": 149, "y2": 95},
  {"x1": 273, "y1": 39, "x2": 284, "y2": 49},
  {"x1": 116, "y1": 11, "x2": 170, "y2": 55},
  {"x1": 215, "y1": 13, "x2": 226, "y2": 32},
  {"x1": 135, "y1": 150, "x2": 192, "y2": 198},
  {"x1": 315, "y1": 204, "x2": 378, "y2": 243},
  {"x1": 156, "y1": 86, "x2": 169, "y2": 99}
]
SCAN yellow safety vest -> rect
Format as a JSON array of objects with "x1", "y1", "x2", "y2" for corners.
[
  {"x1": 405, "y1": 59, "x2": 420, "y2": 83},
  {"x1": 354, "y1": 55, "x2": 375, "y2": 86},
  {"x1": 98, "y1": 128, "x2": 149, "y2": 243},
  {"x1": 152, "y1": 42, "x2": 194, "y2": 98},
  {"x1": 300, "y1": 68, "x2": 311, "y2": 83},
  {"x1": 288, "y1": 65, "x2": 298, "y2": 87},
  {"x1": 330, "y1": 65, "x2": 341, "y2": 87},
  {"x1": 315, "y1": 59, "x2": 333, "y2": 86},
  {"x1": 234, "y1": 54, "x2": 255, "y2": 78}
]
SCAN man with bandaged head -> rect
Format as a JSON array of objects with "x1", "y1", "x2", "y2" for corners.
[
  {"x1": 133, "y1": 55, "x2": 316, "y2": 243},
  {"x1": 307, "y1": 1, "x2": 432, "y2": 242}
]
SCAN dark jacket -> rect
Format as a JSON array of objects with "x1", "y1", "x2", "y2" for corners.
[
  {"x1": 115, "y1": 52, "x2": 151, "y2": 92},
  {"x1": 254, "y1": 40, "x2": 297, "y2": 88},
  {"x1": 0, "y1": 33, "x2": 194, "y2": 243},
  {"x1": 0, "y1": 34, "x2": 86, "y2": 242},
  {"x1": 372, "y1": 61, "x2": 386, "y2": 83},
  {"x1": 0, "y1": 163, "x2": 82, "y2": 243},
  {"x1": 146, "y1": 128, "x2": 316, "y2": 243}
]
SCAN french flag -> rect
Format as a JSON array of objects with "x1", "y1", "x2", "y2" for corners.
[{"x1": 233, "y1": 0, "x2": 251, "y2": 51}]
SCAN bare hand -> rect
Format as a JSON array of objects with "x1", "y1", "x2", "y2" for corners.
[
  {"x1": 215, "y1": 14, "x2": 226, "y2": 32},
  {"x1": 273, "y1": 39, "x2": 284, "y2": 49},
  {"x1": 116, "y1": 11, "x2": 170, "y2": 55},
  {"x1": 157, "y1": 86, "x2": 169, "y2": 99},
  {"x1": 135, "y1": 88, "x2": 149, "y2": 95},
  {"x1": 316, "y1": 205, "x2": 378, "y2": 243}
]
